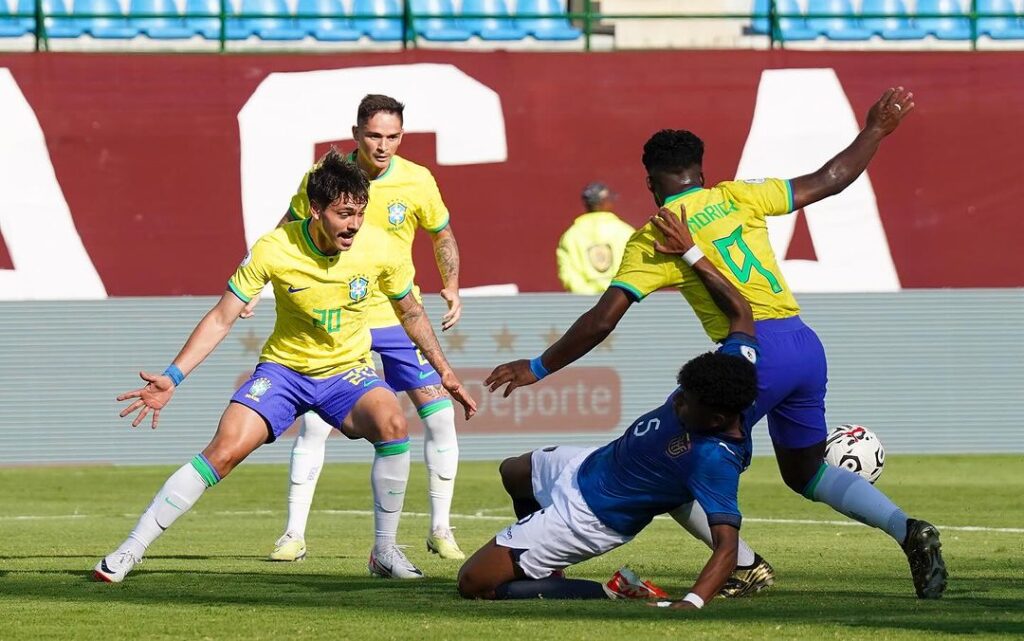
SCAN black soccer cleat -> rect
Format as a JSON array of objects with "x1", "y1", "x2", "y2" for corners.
[
  {"x1": 902, "y1": 519, "x2": 948, "y2": 599},
  {"x1": 718, "y1": 553, "x2": 776, "y2": 598}
]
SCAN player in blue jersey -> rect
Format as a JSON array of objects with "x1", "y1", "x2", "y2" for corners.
[
  {"x1": 458, "y1": 212, "x2": 759, "y2": 607},
  {"x1": 486, "y1": 88, "x2": 946, "y2": 600}
]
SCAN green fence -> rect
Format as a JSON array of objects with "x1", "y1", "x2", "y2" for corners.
[{"x1": 2, "y1": 0, "x2": 1021, "y2": 52}]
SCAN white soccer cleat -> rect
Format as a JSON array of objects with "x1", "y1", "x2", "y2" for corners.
[
  {"x1": 268, "y1": 532, "x2": 307, "y2": 562},
  {"x1": 93, "y1": 549, "x2": 141, "y2": 583},
  {"x1": 368, "y1": 544, "x2": 425, "y2": 579},
  {"x1": 426, "y1": 527, "x2": 466, "y2": 560}
]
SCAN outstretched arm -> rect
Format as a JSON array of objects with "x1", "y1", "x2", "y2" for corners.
[
  {"x1": 791, "y1": 86, "x2": 915, "y2": 210},
  {"x1": 118, "y1": 291, "x2": 246, "y2": 429},
  {"x1": 391, "y1": 293, "x2": 477, "y2": 419},
  {"x1": 485, "y1": 287, "x2": 633, "y2": 397},
  {"x1": 658, "y1": 523, "x2": 738, "y2": 610},
  {"x1": 431, "y1": 225, "x2": 462, "y2": 331}
]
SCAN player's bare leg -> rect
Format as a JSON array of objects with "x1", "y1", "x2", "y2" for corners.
[
  {"x1": 95, "y1": 403, "x2": 270, "y2": 582},
  {"x1": 499, "y1": 452, "x2": 541, "y2": 519},
  {"x1": 408, "y1": 384, "x2": 464, "y2": 560},
  {"x1": 346, "y1": 387, "x2": 423, "y2": 579}
]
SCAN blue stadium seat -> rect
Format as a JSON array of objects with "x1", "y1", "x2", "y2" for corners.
[
  {"x1": 807, "y1": 0, "x2": 873, "y2": 39},
  {"x1": 978, "y1": 0, "x2": 1024, "y2": 38},
  {"x1": 860, "y1": 0, "x2": 926, "y2": 39},
  {"x1": 41, "y1": 0, "x2": 85, "y2": 37},
  {"x1": 461, "y1": 0, "x2": 526, "y2": 40},
  {"x1": 77, "y1": 0, "x2": 139, "y2": 38},
  {"x1": 130, "y1": 0, "x2": 194, "y2": 38},
  {"x1": 516, "y1": 0, "x2": 580, "y2": 40},
  {"x1": 776, "y1": 0, "x2": 819, "y2": 40},
  {"x1": 184, "y1": 0, "x2": 220, "y2": 38},
  {"x1": 228, "y1": 0, "x2": 306, "y2": 40},
  {"x1": 749, "y1": 0, "x2": 771, "y2": 34},
  {"x1": 916, "y1": 0, "x2": 971, "y2": 39},
  {"x1": 0, "y1": 0, "x2": 32, "y2": 37},
  {"x1": 410, "y1": 0, "x2": 470, "y2": 40},
  {"x1": 352, "y1": 0, "x2": 403, "y2": 40},
  {"x1": 297, "y1": 0, "x2": 360, "y2": 40}
]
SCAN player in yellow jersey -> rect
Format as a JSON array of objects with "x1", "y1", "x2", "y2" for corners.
[
  {"x1": 250, "y1": 95, "x2": 470, "y2": 563},
  {"x1": 486, "y1": 87, "x2": 946, "y2": 600},
  {"x1": 93, "y1": 152, "x2": 476, "y2": 584}
]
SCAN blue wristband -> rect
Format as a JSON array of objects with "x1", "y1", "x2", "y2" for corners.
[
  {"x1": 528, "y1": 356, "x2": 550, "y2": 380},
  {"x1": 163, "y1": 364, "x2": 185, "y2": 387}
]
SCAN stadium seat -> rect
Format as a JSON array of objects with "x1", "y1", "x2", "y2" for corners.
[
  {"x1": 461, "y1": 0, "x2": 527, "y2": 40},
  {"x1": 916, "y1": 0, "x2": 971, "y2": 39},
  {"x1": 0, "y1": 0, "x2": 32, "y2": 37},
  {"x1": 352, "y1": 0, "x2": 403, "y2": 40},
  {"x1": 516, "y1": 0, "x2": 580, "y2": 40},
  {"x1": 860, "y1": 0, "x2": 927, "y2": 39},
  {"x1": 296, "y1": 0, "x2": 361, "y2": 40},
  {"x1": 184, "y1": 0, "x2": 221, "y2": 39},
  {"x1": 978, "y1": 0, "x2": 1024, "y2": 38},
  {"x1": 130, "y1": 0, "x2": 194, "y2": 39},
  {"x1": 806, "y1": 0, "x2": 873, "y2": 39},
  {"x1": 40, "y1": 0, "x2": 85, "y2": 37},
  {"x1": 228, "y1": 0, "x2": 305, "y2": 40},
  {"x1": 410, "y1": 0, "x2": 470, "y2": 41},
  {"x1": 776, "y1": 0, "x2": 820, "y2": 40},
  {"x1": 77, "y1": 0, "x2": 139, "y2": 38},
  {"x1": 749, "y1": 0, "x2": 771, "y2": 34}
]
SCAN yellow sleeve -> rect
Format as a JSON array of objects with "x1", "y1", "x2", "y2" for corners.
[
  {"x1": 227, "y1": 237, "x2": 273, "y2": 303},
  {"x1": 378, "y1": 252, "x2": 415, "y2": 301},
  {"x1": 416, "y1": 173, "x2": 450, "y2": 233},
  {"x1": 287, "y1": 169, "x2": 313, "y2": 221},
  {"x1": 609, "y1": 227, "x2": 681, "y2": 302},
  {"x1": 721, "y1": 178, "x2": 794, "y2": 216}
]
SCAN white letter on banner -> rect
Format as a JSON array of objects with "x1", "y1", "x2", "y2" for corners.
[
  {"x1": 238, "y1": 63, "x2": 507, "y2": 248},
  {"x1": 736, "y1": 69, "x2": 900, "y2": 292},
  {"x1": 0, "y1": 69, "x2": 107, "y2": 300}
]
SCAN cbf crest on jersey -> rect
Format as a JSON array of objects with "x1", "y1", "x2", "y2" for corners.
[
  {"x1": 348, "y1": 276, "x2": 370, "y2": 302},
  {"x1": 387, "y1": 201, "x2": 408, "y2": 226},
  {"x1": 245, "y1": 377, "x2": 272, "y2": 402}
]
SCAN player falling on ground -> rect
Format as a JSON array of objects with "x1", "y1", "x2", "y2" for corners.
[
  {"x1": 94, "y1": 152, "x2": 475, "y2": 583},
  {"x1": 459, "y1": 218, "x2": 759, "y2": 604},
  {"x1": 251, "y1": 95, "x2": 468, "y2": 564},
  {"x1": 485, "y1": 87, "x2": 947, "y2": 599}
]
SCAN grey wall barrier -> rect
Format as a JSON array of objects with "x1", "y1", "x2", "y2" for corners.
[{"x1": 0, "y1": 290, "x2": 1020, "y2": 465}]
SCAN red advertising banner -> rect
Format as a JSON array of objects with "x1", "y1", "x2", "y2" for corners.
[{"x1": 0, "y1": 51, "x2": 1021, "y2": 299}]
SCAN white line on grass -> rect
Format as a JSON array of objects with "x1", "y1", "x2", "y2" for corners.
[{"x1": 3, "y1": 509, "x2": 1022, "y2": 534}]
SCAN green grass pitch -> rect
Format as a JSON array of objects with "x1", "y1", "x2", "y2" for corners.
[{"x1": 3, "y1": 455, "x2": 1022, "y2": 641}]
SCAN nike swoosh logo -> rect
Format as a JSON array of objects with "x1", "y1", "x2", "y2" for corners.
[
  {"x1": 418, "y1": 371, "x2": 435, "y2": 380},
  {"x1": 164, "y1": 496, "x2": 183, "y2": 510},
  {"x1": 363, "y1": 380, "x2": 377, "y2": 387},
  {"x1": 287, "y1": 286, "x2": 310, "y2": 294},
  {"x1": 436, "y1": 447, "x2": 454, "y2": 453},
  {"x1": 386, "y1": 490, "x2": 405, "y2": 496}
]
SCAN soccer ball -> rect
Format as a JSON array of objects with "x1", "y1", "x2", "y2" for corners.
[{"x1": 824, "y1": 424, "x2": 885, "y2": 483}]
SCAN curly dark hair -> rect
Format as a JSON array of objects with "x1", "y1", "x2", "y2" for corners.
[
  {"x1": 677, "y1": 351, "x2": 757, "y2": 415},
  {"x1": 306, "y1": 147, "x2": 370, "y2": 211},
  {"x1": 642, "y1": 129, "x2": 705, "y2": 174},
  {"x1": 357, "y1": 94, "x2": 405, "y2": 126}
]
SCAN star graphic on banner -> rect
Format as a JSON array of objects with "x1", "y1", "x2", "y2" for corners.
[
  {"x1": 239, "y1": 329, "x2": 263, "y2": 356},
  {"x1": 543, "y1": 326, "x2": 563, "y2": 346},
  {"x1": 443, "y1": 329, "x2": 469, "y2": 352},
  {"x1": 492, "y1": 325, "x2": 517, "y2": 352}
]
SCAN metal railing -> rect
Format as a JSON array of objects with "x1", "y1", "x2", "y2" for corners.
[{"x1": 0, "y1": 0, "x2": 1019, "y2": 52}]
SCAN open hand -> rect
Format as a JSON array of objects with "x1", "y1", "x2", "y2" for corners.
[
  {"x1": 117, "y1": 371, "x2": 176, "y2": 429},
  {"x1": 651, "y1": 206, "x2": 696, "y2": 256},
  {"x1": 866, "y1": 86, "x2": 915, "y2": 137},
  {"x1": 485, "y1": 359, "x2": 539, "y2": 398},
  {"x1": 440, "y1": 287, "x2": 462, "y2": 332},
  {"x1": 441, "y1": 371, "x2": 477, "y2": 420}
]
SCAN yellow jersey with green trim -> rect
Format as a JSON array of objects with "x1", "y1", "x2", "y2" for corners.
[
  {"x1": 228, "y1": 219, "x2": 414, "y2": 378},
  {"x1": 610, "y1": 179, "x2": 800, "y2": 341},
  {"x1": 289, "y1": 153, "x2": 450, "y2": 329}
]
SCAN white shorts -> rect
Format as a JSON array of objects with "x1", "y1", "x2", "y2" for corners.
[{"x1": 495, "y1": 446, "x2": 633, "y2": 579}]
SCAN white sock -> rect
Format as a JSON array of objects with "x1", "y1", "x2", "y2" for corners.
[
  {"x1": 121, "y1": 454, "x2": 220, "y2": 559},
  {"x1": 371, "y1": 438, "x2": 411, "y2": 550},
  {"x1": 283, "y1": 412, "x2": 332, "y2": 539},
  {"x1": 670, "y1": 501, "x2": 757, "y2": 567},
  {"x1": 421, "y1": 401, "x2": 458, "y2": 532},
  {"x1": 807, "y1": 464, "x2": 908, "y2": 544}
]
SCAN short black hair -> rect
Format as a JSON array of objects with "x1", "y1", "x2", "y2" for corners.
[
  {"x1": 306, "y1": 147, "x2": 370, "y2": 211},
  {"x1": 642, "y1": 129, "x2": 705, "y2": 174},
  {"x1": 357, "y1": 94, "x2": 405, "y2": 126},
  {"x1": 677, "y1": 351, "x2": 757, "y2": 415}
]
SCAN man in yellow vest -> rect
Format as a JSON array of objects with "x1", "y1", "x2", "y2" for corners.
[{"x1": 556, "y1": 183, "x2": 635, "y2": 294}]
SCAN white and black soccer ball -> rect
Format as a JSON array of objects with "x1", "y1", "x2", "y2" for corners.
[{"x1": 824, "y1": 424, "x2": 885, "y2": 483}]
